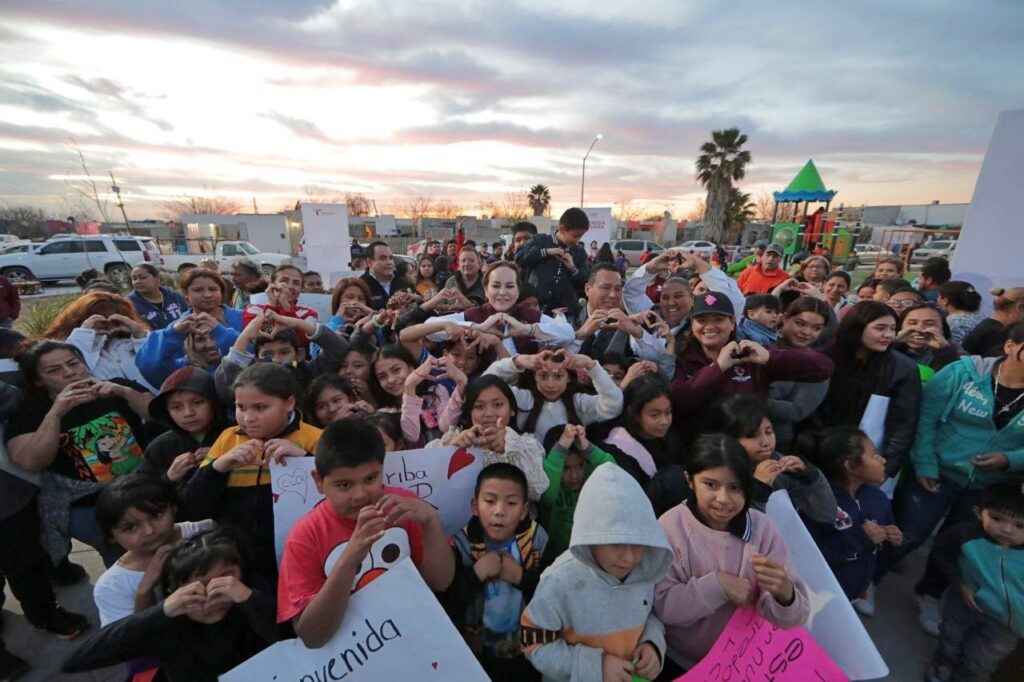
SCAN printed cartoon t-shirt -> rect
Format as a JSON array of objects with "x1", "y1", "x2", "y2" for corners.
[{"x1": 5, "y1": 381, "x2": 148, "y2": 483}]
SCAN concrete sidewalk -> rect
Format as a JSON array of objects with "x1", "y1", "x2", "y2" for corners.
[{"x1": 3, "y1": 541, "x2": 1020, "y2": 681}]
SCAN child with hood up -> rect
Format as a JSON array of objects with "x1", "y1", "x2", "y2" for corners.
[
  {"x1": 136, "y1": 367, "x2": 232, "y2": 485},
  {"x1": 520, "y1": 463, "x2": 673, "y2": 681}
]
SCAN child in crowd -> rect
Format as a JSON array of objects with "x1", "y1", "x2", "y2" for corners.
[
  {"x1": 599, "y1": 352, "x2": 631, "y2": 386},
  {"x1": 521, "y1": 463, "x2": 672, "y2": 682},
  {"x1": 654, "y1": 435, "x2": 809, "y2": 676},
  {"x1": 369, "y1": 343, "x2": 418, "y2": 411},
  {"x1": 135, "y1": 310, "x2": 238, "y2": 388},
  {"x1": 338, "y1": 344, "x2": 377, "y2": 406},
  {"x1": 242, "y1": 264, "x2": 319, "y2": 346},
  {"x1": 446, "y1": 463, "x2": 549, "y2": 680},
  {"x1": 277, "y1": 418, "x2": 454, "y2": 647},
  {"x1": 798, "y1": 427, "x2": 901, "y2": 607},
  {"x1": 708, "y1": 395, "x2": 836, "y2": 523},
  {"x1": 539, "y1": 424, "x2": 616, "y2": 559},
  {"x1": 484, "y1": 349, "x2": 623, "y2": 442},
  {"x1": 928, "y1": 484, "x2": 1023, "y2": 682},
  {"x1": 64, "y1": 527, "x2": 276, "y2": 682},
  {"x1": 365, "y1": 411, "x2": 408, "y2": 451},
  {"x1": 137, "y1": 367, "x2": 231, "y2": 484},
  {"x1": 182, "y1": 363, "x2": 321, "y2": 581},
  {"x1": 93, "y1": 475, "x2": 215, "y2": 627},
  {"x1": 427, "y1": 375, "x2": 549, "y2": 501},
  {"x1": 305, "y1": 375, "x2": 370, "y2": 428},
  {"x1": 737, "y1": 293, "x2": 782, "y2": 346},
  {"x1": 215, "y1": 311, "x2": 348, "y2": 402}
]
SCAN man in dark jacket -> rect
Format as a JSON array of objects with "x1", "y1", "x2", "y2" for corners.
[
  {"x1": 514, "y1": 208, "x2": 590, "y2": 316},
  {"x1": 360, "y1": 240, "x2": 413, "y2": 310}
]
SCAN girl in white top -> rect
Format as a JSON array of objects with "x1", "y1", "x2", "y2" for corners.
[
  {"x1": 483, "y1": 350, "x2": 624, "y2": 442},
  {"x1": 92, "y1": 475, "x2": 214, "y2": 626}
]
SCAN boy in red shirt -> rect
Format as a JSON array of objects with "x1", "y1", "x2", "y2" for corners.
[{"x1": 277, "y1": 418, "x2": 455, "y2": 647}]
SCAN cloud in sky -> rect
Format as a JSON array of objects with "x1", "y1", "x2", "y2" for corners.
[{"x1": 1, "y1": 0, "x2": 1022, "y2": 219}]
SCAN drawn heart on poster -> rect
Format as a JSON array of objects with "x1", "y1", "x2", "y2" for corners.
[
  {"x1": 277, "y1": 469, "x2": 308, "y2": 503},
  {"x1": 447, "y1": 448, "x2": 474, "y2": 480},
  {"x1": 431, "y1": 662, "x2": 438, "y2": 670}
]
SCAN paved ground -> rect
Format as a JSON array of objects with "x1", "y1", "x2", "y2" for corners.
[{"x1": 4, "y1": 540, "x2": 1020, "y2": 681}]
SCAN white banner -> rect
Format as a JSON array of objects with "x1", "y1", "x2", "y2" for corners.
[
  {"x1": 221, "y1": 559, "x2": 488, "y2": 682},
  {"x1": 300, "y1": 203, "x2": 351, "y2": 285},
  {"x1": 950, "y1": 108, "x2": 1024, "y2": 314},
  {"x1": 584, "y1": 207, "x2": 613, "y2": 248},
  {"x1": 248, "y1": 292, "x2": 333, "y2": 322},
  {"x1": 766, "y1": 491, "x2": 888, "y2": 680},
  {"x1": 270, "y1": 447, "x2": 484, "y2": 561}
]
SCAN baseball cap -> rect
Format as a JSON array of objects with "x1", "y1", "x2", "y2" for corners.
[
  {"x1": 765, "y1": 243, "x2": 784, "y2": 256},
  {"x1": 690, "y1": 291, "x2": 735, "y2": 318}
]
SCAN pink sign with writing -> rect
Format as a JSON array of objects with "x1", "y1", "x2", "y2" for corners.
[{"x1": 675, "y1": 603, "x2": 849, "y2": 682}]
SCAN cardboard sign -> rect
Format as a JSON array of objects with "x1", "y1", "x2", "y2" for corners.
[
  {"x1": 221, "y1": 559, "x2": 488, "y2": 682},
  {"x1": 300, "y1": 202, "x2": 352, "y2": 278},
  {"x1": 270, "y1": 447, "x2": 484, "y2": 561},
  {"x1": 765, "y1": 491, "x2": 888, "y2": 680},
  {"x1": 584, "y1": 207, "x2": 613, "y2": 248},
  {"x1": 676, "y1": 601, "x2": 849, "y2": 682}
]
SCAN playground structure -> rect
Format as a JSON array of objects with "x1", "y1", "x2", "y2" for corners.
[{"x1": 769, "y1": 160, "x2": 855, "y2": 261}]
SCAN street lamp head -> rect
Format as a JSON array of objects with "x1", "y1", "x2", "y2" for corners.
[{"x1": 596, "y1": 133, "x2": 604, "y2": 140}]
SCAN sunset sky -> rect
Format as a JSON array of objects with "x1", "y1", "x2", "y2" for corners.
[{"x1": 1, "y1": 1, "x2": 1022, "y2": 220}]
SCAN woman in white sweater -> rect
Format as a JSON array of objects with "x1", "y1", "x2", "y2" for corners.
[{"x1": 482, "y1": 350, "x2": 624, "y2": 441}]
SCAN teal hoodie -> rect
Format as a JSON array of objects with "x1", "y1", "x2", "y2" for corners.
[
  {"x1": 910, "y1": 356, "x2": 1024, "y2": 489},
  {"x1": 521, "y1": 463, "x2": 673, "y2": 682}
]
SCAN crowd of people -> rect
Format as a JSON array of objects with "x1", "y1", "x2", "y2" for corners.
[{"x1": 0, "y1": 208, "x2": 1022, "y2": 682}]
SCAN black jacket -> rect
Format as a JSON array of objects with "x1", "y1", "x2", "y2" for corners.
[
  {"x1": 360, "y1": 271, "x2": 413, "y2": 311},
  {"x1": 816, "y1": 349, "x2": 922, "y2": 476},
  {"x1": 514, "y1": 234, "x2": 590, "y2": 316},
  {"x1": 63, "y1": 594, "x2": 276, "y2": 682}
]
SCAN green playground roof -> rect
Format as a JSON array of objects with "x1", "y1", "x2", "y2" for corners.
[{"x1": 774, "y1": 160, "x2": 837, "y2": 202}]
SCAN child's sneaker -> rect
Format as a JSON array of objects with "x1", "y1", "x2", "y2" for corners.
[
  {"x1": 0, "y1": 648, "x2": 30, "y2": 681},
  {"x1": 916, "y1": 594, "x2": 941, "y2": 636},
  {"x1": 30, "y1": 607, "x2": 89, "y2": 640},
  {"x1": 853, "y1": 583, "x2": 876, "y2": 616}
]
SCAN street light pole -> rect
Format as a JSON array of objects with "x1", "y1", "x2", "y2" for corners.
[{"x1": 580, "y1": 133, "x2": 603, "y2": 207}]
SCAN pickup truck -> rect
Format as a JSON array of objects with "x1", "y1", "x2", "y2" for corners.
[
  {"x1": 160, "y1": 241, "x2": 294, "y2": 277},
  {"x1": 0, "y1": 235, "x2": 163, "y2": 284}
]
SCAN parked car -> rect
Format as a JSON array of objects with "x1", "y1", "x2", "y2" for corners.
[
  {"x1": 910, "y1": 239, "x2": 957, "y2": 264},
  {"x1": 0, "y1": 241, "x2": 37, "y2": 256},
  {"x1": 679, "y1": 240, "x2": 718, "y2": 259},
  {"x1": 0, "y1": 235, "x2": 162, "y2": 284},
  {"x1": 160, "y1": 240, "x2": 292, "y2": 277},
  {"x1": 853, "y1": 243, "x2": 887, "y2": 257},
  {"x1": 609, "y1": 239, "x2": 664, "y2": 267}
]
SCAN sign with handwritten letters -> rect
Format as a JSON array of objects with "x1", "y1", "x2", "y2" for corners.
[
  {"x1": 220, "y1": 559, "x2": 488, "y2": 682},
  {"x1": 675, "y1": 602, "x2": 849, "y2": 682},
  {"x1": 269, "y1": 447, "x2": 484, "y2": 561},
  {"x1": 765, "y1": 491, "x2": 888, "y2": 680}
]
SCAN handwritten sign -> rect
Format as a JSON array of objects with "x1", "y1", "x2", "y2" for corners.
[
  {"x1": 221, "y1": 559, "x2": 488, "y2": 682},
  {"x1": 676, "y1": 602, "x2": 848, "y2": 682},
  {"x1": 766, "y1": 491, "x2": 888, "y2": 680},
  {"x1": 270, "y1": 447, "x2": 484, "y2": 560}
]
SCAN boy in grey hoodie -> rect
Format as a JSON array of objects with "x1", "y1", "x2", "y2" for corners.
[{"x1": 520, "y1": 463, "x2": 673, "y2": 681}]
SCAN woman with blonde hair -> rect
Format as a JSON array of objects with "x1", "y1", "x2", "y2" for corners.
[
  {"x1": 45, "y1": 292, "x2": 157, "y2": 392},
  {"x1": 962, "y1": 286, "x2": 1024, "y2": 357}
]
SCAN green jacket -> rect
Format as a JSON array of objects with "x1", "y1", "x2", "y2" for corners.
[
  {"x1": 726, "y1": 254, "x2": 756, "y2": 277},
  {"x1": 910, "y1": 356, "x2": 1024, "y2": 489},
  {"x1": 538, "y1": 443, "x2": 616, "y2": 558}
]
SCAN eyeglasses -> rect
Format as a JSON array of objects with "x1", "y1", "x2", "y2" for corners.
[{"x1": 887, "y1": 298, "x2": 918, "y2": 308}]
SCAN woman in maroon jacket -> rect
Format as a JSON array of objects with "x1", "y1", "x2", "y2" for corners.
[{"x1": 671, "y1": 291, "x2": 834, "y2": 435}]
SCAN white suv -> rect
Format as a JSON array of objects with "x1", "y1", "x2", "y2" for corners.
[{"x1": 0, "y1": 235, "x2": 163, "y2": 283}]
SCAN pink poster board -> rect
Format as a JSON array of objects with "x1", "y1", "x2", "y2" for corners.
[{"x1": 675, "y1": 602, "x2": 849, "y2": 681}]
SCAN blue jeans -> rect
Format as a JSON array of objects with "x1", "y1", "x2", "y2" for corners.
[
  {"x1": 878, "y1": 476, "x2": 979, "y2": 595},
  {"x1": 68, "y1": 505, "x2": 123, "y2": 567},
  {"x1": 933, "y1": 589, "x2": 1019, "y2": 681}
]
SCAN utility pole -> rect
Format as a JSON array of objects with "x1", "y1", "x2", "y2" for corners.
[
  {"x1": 109, "y1": 171, "x2": 133, "y2": 235},
  {"x1": 252, "y1": 197, "x2": 259, "y2": 214}
]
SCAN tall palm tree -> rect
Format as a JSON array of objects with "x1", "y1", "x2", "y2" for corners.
[
  {"x1": 723, "y1": 188, "x2": 755, "y2": 243},
  {"x1": 695, "y1": 128, "x2": 751, "y2": 243},
  {"x1": 528, "y1": 184, "x2": 551, "y2": 217}
]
